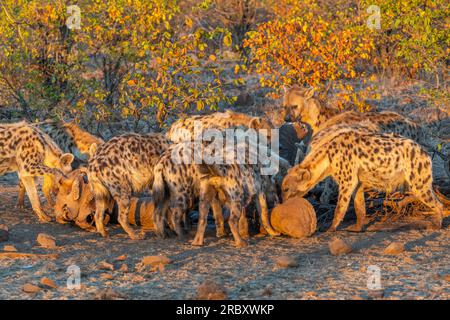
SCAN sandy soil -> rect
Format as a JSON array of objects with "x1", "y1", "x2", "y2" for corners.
[{"x1": 0, "y1": 173, "x2": 448, "y2": 300}]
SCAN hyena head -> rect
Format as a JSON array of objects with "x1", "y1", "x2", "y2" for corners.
[
  {"x1": 54, "y1": 169, "x2": 94, "y2": 224},
  {"x1": 281, "y1": 166, "x2": 312, "y2": 201},
  {"x1": 282, "y1": 85, "x2": 319, "y2": 127}
]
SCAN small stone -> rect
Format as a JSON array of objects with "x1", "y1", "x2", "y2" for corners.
[
  {"x1": 275, "y1": 255, "x2": 299, "y2": 268},
  {"x1": 383, "y1": 242, "x2": 405, "y2": 255},
  {"x1": 3, "y1": 245, "x2": 17, "y2": 252},
  {"x1": 119, "y1": 263, "x2": 128, "y2": 273},
  {"x1": 40, "y1": 277, "x2": 57, "y2": 289},
  {"x1": 138, "y1": 255, "x2": 172, "y2": 272},
  {"x1": 368, "y1": 289, "x2": 385, "y2": 299},
  {"x1": 22, "y1": 283, "x2": 40, "y2": 293},
  {"x1": 115, "y1": 255, "x2": 127, "y2": 261},
  {"x1": 329, "y1": 237, "x2": 352, "y2": 256},
  {"x1": 100, "y1": 273, "x2": 114, "y2": 280},
  {"x1": 197, "y1": 280, "x2": 228, "y2": 300},
  {"x1": 98, "y1": 261, "x2": 114, "y2": 271},
  {"x1": 0, "y1": 225, "x2": 9, "y2": 242},
  {"x1": 93, "y1": 288, "x2": 125, "y2": 300},
  {"x1": 36, "y1": 233, "x2": 57, "y2": 249}
]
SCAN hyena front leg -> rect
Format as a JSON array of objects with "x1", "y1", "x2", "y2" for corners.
[
  {"x1": 42, "y1": 174, "x2": 56, "y2": 207},
  {"x1": 170, "y1": 207, "x2": 187, "y2": 239},
  {"x1": 20, "y1": 175, "x2": 51, "y2": 222},
  {"x1": 345, "y1": 184, "x2": 367, "y2": 232},
  {"x1": 211, "y1": 197, "x2": 226, "y2": 237},
  {"x1": 115, "y1": 194, "x2": 144, "y2": 240},
  {"x1": 256, "y1": 192, "x2": 280, "y2": 236},
  {"x1": 17, "y1": 179, "x2": 26, "y2": 209},
  {"x1": 327, "y1": 180, "x2": 358, "y2": 232},
  {"x1": 228, "y1": 202, "x2": 247, "y2": 247},
  {"x1": 94, "y1": 196, "x2": 108, "y2": 237},
  {"x1": 191, "y1": 200, "x2": 212, "y2": 246},
  {"x1": 238, "y1": 208, "x2": 249, "y2": 239}
]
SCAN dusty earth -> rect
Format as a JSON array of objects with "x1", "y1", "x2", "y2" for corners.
[{"x1": 0, "y1": 173, "x2": 449, "y2": 300}]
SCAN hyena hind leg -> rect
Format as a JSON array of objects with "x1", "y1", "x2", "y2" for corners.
[{"x1": 116, "y1": 195, "x2": 145, "y2": 240}]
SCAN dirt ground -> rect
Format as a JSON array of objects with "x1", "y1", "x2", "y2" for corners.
[{"x1": 0, "y1": 173, "x2": 448, "y2": 300}]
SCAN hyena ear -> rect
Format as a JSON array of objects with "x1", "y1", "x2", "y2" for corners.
[
  {"x1": 304, "y1": 88, "x2": 315, "y2": 99},
  {"x1": 60, "y1": 153, "x2": 74, "y2": 167},
  {"x1": 282, "y1": 85, "x2": 288, "y2": 93},
  {"x1": 71, "y1": 177, "x2": 81, "y2": 201},
  {"x1": 249, "y1": 117, "x2": 261, "y2": 129},
  {"x1": 299, "y1": 168, "x2": 311, "y2": 181},
  {"x1": 89, "y1": 143, "x2": 98, "y2": 158}
]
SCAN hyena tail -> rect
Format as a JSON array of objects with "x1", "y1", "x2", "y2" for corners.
[{"x1": 152, "y1": 167, "x2": 170, "y2": 237}]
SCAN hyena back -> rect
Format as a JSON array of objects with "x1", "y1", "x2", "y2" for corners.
[{"x1": 167, "y1": 110, "x2": 273, "y2": 143}]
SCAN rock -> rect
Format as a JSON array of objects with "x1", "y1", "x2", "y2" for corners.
[
  {"x1": 40, "y1": 277, "x2": 57, "y2": 289},
  {"x1": 3, "y1": 245, "x2": 17, "y2": 252},
  {"x1": 100, "y1": 273, "x2": 114, "y2": 280},
  {"x1": 383, "y1": 242, "x2": 405, "y2": 255},
  {"x1": 271, "y1": 197, "x2": 316, "y2": 238},
  {"x1": 115, "y1": 255, "x2": 127, "y2": 261},
  {"x1": 275, "y1": 255, "x2": 299, "y2": 268},
  {"x1": 141, "y1": 255, "x2": 171, "y2": 268},
  {"x1": 93, "y1": 288, "x2": 125, "y2": 300},
  {"x1": 329, "y1": 237, "x2": 352, "y2": 256},
  {"x1": 197, "y1": 280, "x2": 228, "y2": 300},
  {"x1": 36, "y1": 233, "x2": 57, "y2": 249},
  {"x1": 22, "y1": 283, "x2": 40, "y2": 293},
  {"x1": 367, "y1": 289, "x2": 385, "y2": 299},
  {"x1": 119, "y1": 263, "x2": 129, "y2": 273},
  {"x1": 0, "y1": 225, "x2": 8, "y2": 242},
  {"x1": 98, "y1": 261, "x2": 114, "y2": 271}
]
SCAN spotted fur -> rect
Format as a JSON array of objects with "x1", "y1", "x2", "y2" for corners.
[
  {"x1": 87, "y1": 133, "x2": 170, "y2": 239},
  {"x1": 16, "y1": 120, "x2": 104, "y2": 208},
  {"x1": 167, "y1": 110, "x2": 273, "y2": 143},
  {"x1": 152, "y1": 138, "x2": 283, "y2": 247},
  {"x1": 0, "y1": 121, "x2": 74, "y2": 221}
]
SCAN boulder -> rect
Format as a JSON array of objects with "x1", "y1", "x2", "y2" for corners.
[
  {"x1": 36, "y1": 233, "x2": 57, "y2": 249},
  {"x1": 329, "y1": 237, "x2": 352, "y2": 256},
  {"x1": 197, "y1": 280, "x2": 228, "y2": 300},
  {"x1": 0, "y1": 225, "x2": 8, "y2": 242},
  {"x1": 271, "y1": 197, "x2": 316, "y2": 238}
]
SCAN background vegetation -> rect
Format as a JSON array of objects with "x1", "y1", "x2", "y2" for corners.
[{"x1": 0, "y1": 0, "x2": 448, "y2": 134}]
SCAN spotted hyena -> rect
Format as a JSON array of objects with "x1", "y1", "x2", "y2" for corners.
[
  {"x1": 0, "y1": 121, "x2": 74, "y2": 221},
  {"x1": 282, "y1": 127, "x2": 445, "y2": 232},
  {"x1": 199, "y1": 162, "x2": 282, "y2": 247},
  {"x1": 87, "y1": 133, "x2": 170, "y2": 239},
  {"x1": 152, "y1": 136, "x2": 284, "y2": 247},
  {"x1": 283, "y1": 85, "x2": 450, "y2": 202},
  {"x1": 167, "y1": 110, "x2": 273, "y2": 143},
  {"x1": 53, "y1": 168, "x2": 107, "y2": 230},
  {"x1": 17, "y1": 120, "x2": 104, "y2": 208}
]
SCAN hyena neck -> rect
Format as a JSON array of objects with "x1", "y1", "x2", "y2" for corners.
[
  {"x1": 314, "y1": 103, "x2": 339, "y2": 132},
  {"x1": 66, "y1": 123, "x2": 103, "y2": 154},
  {"x1": 303, "y1": 148, "x2": 331, "y2": 186}
]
